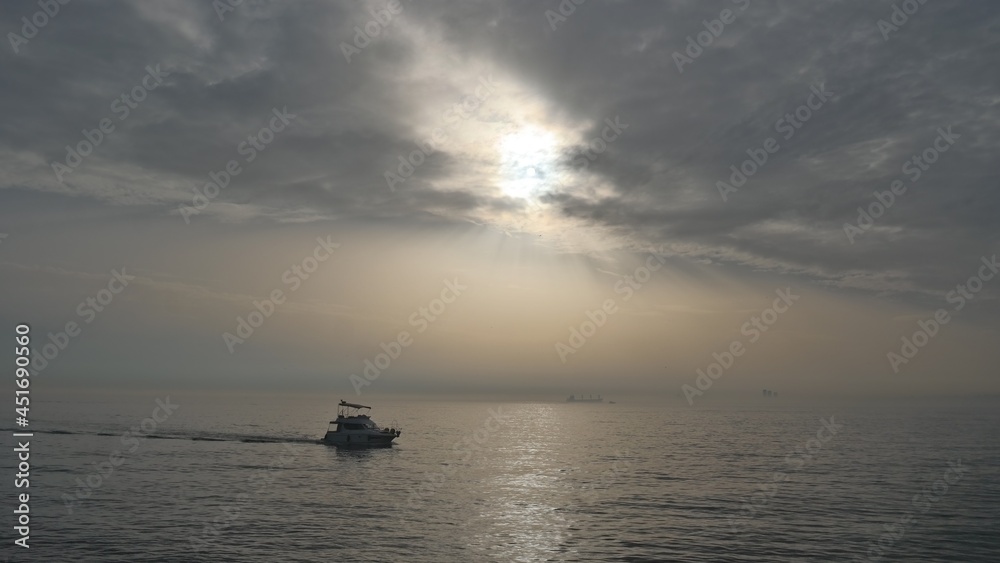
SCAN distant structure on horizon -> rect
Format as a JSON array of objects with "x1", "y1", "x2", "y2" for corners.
[
  {"x1": 762, "y1": 389, "x2": 778, "y2": 398},
  {"x1": 566, "y1": 394, "x2": 603, "y2": 403}
]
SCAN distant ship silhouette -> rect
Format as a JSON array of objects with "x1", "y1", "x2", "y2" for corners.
[{"x1": 566, "y1": 394, "x2": 603, "y2": 403}]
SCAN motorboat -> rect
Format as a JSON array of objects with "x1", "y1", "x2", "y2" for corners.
[{"x1": 323, "y1": 400, "x2": 401, "y2": 447}]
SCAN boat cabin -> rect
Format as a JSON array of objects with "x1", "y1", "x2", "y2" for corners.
[{"x1": 323, "y1": 400, "x2": 400, "y2": 447}]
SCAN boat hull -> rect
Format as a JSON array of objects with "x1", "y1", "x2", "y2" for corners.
[{"x1": 323, "y1": 431, "x2": 398, "y2": 448}]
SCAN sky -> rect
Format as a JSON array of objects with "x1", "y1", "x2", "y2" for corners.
[{"x1": 1, "y1": 0, "x2": 998, "y2": 401}]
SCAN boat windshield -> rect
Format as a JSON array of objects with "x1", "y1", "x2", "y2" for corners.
[{"x1": 338, "y1": 420, "x2": 379, "y2": 431}]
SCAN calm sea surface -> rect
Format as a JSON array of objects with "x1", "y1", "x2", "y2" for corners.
[{"x1": 2, "y1": 394, "x2": 998, "y2": 562}]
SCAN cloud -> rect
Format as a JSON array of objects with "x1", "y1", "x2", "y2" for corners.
[{"x1": 1, "y1": 0, "x2": 998, "y2": 303}]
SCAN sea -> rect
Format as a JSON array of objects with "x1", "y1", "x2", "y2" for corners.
[{"x1": 1, "y1": 392, "x2": 998, "y2": 562}]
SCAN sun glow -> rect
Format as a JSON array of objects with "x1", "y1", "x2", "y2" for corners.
[{"x1": 497, "y1": 126, "x2": 561, "y2": 201}]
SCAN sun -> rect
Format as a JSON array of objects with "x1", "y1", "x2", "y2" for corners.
[{"x1": 497, "y1": 126, "x2": 561, "y2": 201}]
